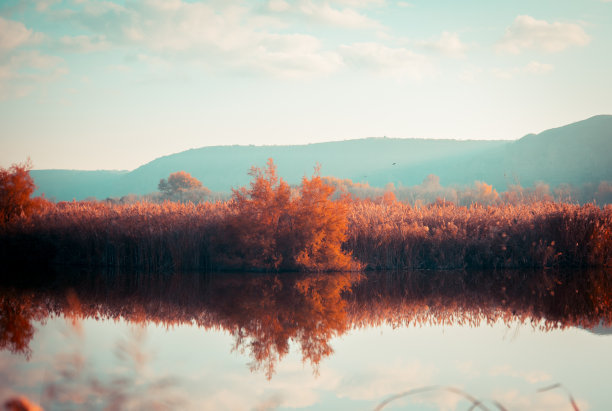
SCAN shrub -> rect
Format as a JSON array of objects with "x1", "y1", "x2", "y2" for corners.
[
  {"x1": 219, "y1": 159, "x2": 357, "y2": 271},
  {"x1": 0, "y1": 160, "x2": 46, "y2": 226}
]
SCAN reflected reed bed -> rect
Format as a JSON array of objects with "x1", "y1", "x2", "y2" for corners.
[
  {"x1": 1, "y1": 268, "x2": 611, "y2": 379},
  {"x1": 346, "y1": 269, "x2": 612, "y2": 332}
]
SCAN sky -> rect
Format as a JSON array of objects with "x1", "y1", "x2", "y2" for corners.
[{"x1": 1, "y1": 0, "x2": 611, "y2": 170}]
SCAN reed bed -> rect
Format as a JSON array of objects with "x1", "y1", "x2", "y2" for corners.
[
  {"x1": 2, "y1": 158, "x2": 611, "y2": 271},
  {"x1": 1, "y1": 198, "x2": 611, "y2": 272},
  {"x1": 0, "y1": 201, "x2": 229, "y2": 272},
  {"x1": 347, "y1": 200, "x2": 612, "y2": 270},
  {"x1": 0, "y1": 194, "x2": 612, "y2": 271}
]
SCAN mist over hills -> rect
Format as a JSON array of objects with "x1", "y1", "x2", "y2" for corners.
[
  {"x1": 31, "y1": 115, "x2": 612, "y2": 201},
  {"x1": 31, "y1": 170, "x2": 129, "y2": 202}
]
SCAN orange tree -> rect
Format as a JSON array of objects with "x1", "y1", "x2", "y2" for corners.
[
  {"x1": 292, "y1": 168, "x2": 355, "y2": 271},
  {"x1": 0, "y1": 160, "x2": 43, "y2": 226},
  {"x1": 218, "y1": 159, "x2": 356, "y2": 271},
  {"x1": 158, "y1": 171, "x2": 210, "y2": 202}
]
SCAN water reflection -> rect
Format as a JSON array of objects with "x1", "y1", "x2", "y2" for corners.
[
  {"x1": 348, "y1": 269, "x2": 612, "y2": 332},
  {"x1": 0, "y1": 268, "x2": 611, "y2": 379},
  {"x1": 0, "y1": 293, "x2": 42, "y2": 359}
]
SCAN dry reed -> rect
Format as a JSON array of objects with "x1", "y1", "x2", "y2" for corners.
[{"x1": 1, "y1": 199, "x2": 610, "y2": 272}]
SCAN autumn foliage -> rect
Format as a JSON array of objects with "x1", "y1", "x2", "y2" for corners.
[
  {"x1": 0, "y1": 158, "x2": 611, "y2": 272},
  {"x1": 158, "y1": 171, "x2": 210, "y2": 202},
  {"x1": 0, "y1": 160, "x2": 47, "y2": 226},
  {"x1": 220, "y1": 159, "x2": 355, "y2": 271}
]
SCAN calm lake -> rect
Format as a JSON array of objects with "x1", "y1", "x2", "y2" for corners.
[{"x1": 1, "y1": 269, "x2": 611, "y2": 410}]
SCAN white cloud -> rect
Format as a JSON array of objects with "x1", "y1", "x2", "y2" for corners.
[
  {"x1": 48, "y1": 0, "x2": 350, "y2": 78},
  {"x1": 15, "y1": 0, "x2": 426, "y2": 80},
  {"x1": 297, "y1": 1, "x2": 383, "y2": 29},
  {"x1": 410, "y1": 389, "x2": 464, "y2": 411},
  {"x1": 339, "y1": 42, "x2": 432, "y2": 78},
  {"x1": 80, "y1": 0, "x2": 126, "y2": 16},
  {"x1": 335, "y1": 360, "x2": 436, "y2": 401},
  {"x1": 59, "y1": 35, "x2": 110, "y2": 52},
  {"x1": 492, "y1": 388, "x2": 589, "y2": 411},
  {"x1": 491, "y1": 61, "x2": 554, "y2": 79},
  {"x1": 523, "y1": 61, "x2": 554, "y2": 74},
  {"x1": 268, "y1": 0, "x2": 291, "y2": 12},
  {"x1": 0, "y1": 50, "x2": 67, "y2": 99},
  {"x1": 489, "y1": 364, "x2": 552, "y2": 383},
  {"x1": 0, "y1": 17, "x2": 43, "y2": 51},
  {"x1": 183, "y1": 361, "x2": 342, "y2": 410},
  {"x1": 329, "y1": 0, "x2": 386, "y2": 7},
  {"x1": 267, "y1": 0, "x2": 384, "y2": 29},
  {"x1": 417, "y1": 31, "x2": 467, "y2": 58},
  {"x1": 7, "y1": 50, "x2": 63, "y2": 70},
  {"x1": 248, "y1": 34, "x2": 343, "y2": 78},
  {"x1": 106, "y1": 64, "x2": 131, "y2": 73},
  {"x1": 497, "y1": 15, "x2": 590, "y2": 54},
  {"x1": 458, "y1": 66, "x2": 483, "y2": 83},
  {"x1": 136, "y1": 53, "x2": 170, "y2": 69},
  {"x1": 35, "y1": 0, "x2": 61, "y2": 12},
  {"x1": 455, "y1": 360, "x2": 480, "y2": 378}
]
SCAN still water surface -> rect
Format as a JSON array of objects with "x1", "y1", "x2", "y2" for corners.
[{"x1": 1, "y1": 269, "x2": 611, "y2": 410}]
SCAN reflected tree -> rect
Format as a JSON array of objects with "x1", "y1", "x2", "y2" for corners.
[
  {"x1": 0, "y1": 294, "x2": 37, "y2": 359},
  {"x1": 211, "y1": 272, "x2": 358, "y2": 378}
]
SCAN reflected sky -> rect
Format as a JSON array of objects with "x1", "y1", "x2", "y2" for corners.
[{"x1": 1, "y1": 269, "x2": 611, "y2": 410}]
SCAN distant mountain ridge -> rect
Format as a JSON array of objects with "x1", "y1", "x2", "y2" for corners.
[{"x1": 32, "y1": 115, "x2": 612, "y2": 201}]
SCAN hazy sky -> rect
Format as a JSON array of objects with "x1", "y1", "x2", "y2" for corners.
[{"x1": 1, "y1": 0, "x2": 611, "y2": 170}]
